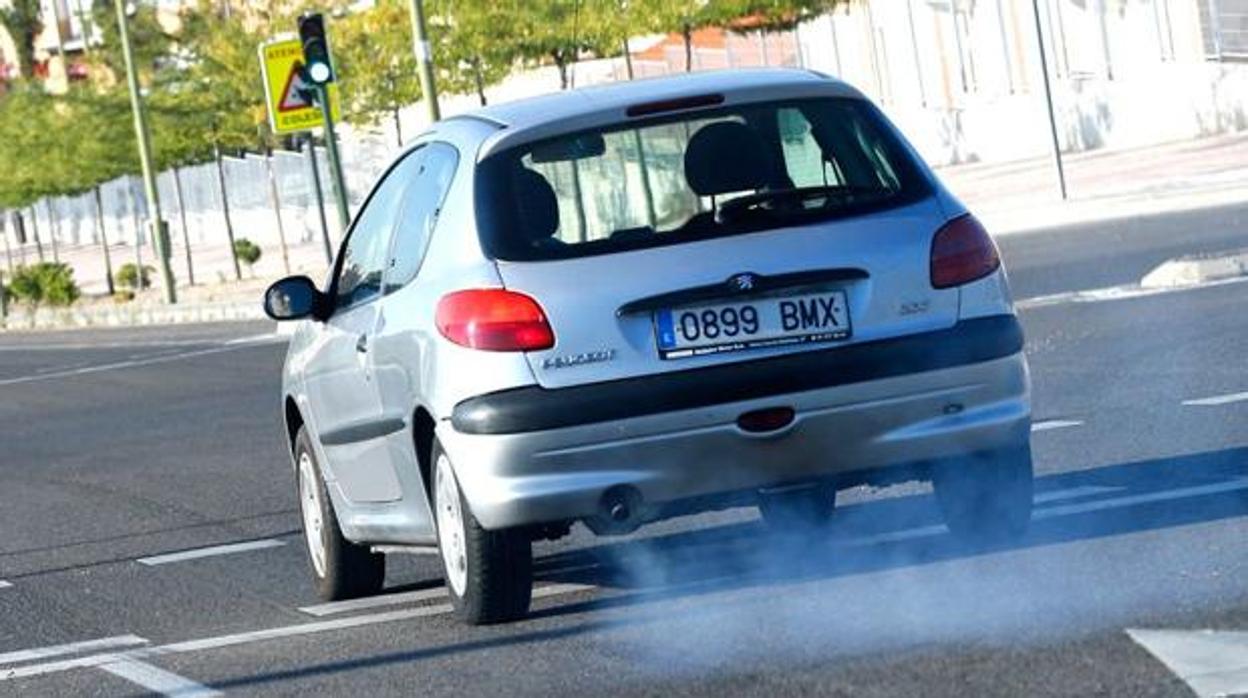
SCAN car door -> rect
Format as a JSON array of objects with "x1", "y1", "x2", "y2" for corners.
[
  {"x1": 302, "y1": 150, "x2": 424, "y2": 504},
  {"x1": 370, "y1": 142, "x2": 461, "y2": 520}
]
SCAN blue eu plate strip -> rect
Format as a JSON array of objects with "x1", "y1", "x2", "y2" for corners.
[{"x1": 655, "y1": 310, "x2": 677, "y2": 349}]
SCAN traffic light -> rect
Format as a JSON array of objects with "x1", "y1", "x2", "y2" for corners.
[{"x1": 298, "y1": 13, "x2": 335, "y2": 85}]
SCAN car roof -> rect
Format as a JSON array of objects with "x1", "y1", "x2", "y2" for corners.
[{"x1": 443, "y1": 68, "x2": 864, "y2": 160}]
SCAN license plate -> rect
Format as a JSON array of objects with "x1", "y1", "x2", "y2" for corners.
[{"x1": 654, "y1": 290, "x2": 852, "y2": 359}]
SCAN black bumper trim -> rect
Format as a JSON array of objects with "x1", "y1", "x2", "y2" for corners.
[{"x1": 451, "y1": 315, "x2": 1024, "y2": 436}]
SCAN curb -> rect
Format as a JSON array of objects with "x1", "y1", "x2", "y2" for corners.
[
  {"x1": 1141, "y1": 249, "x2": 1248, "y2": 289},
  {"x1": 1, "y1": 300, "x2": 265, "y2": 332}
]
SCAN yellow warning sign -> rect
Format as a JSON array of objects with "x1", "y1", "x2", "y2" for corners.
[{"x1": 259, "y1": 38, "x2": 341, "y2": 135}]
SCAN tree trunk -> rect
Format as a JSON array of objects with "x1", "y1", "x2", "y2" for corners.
[
  {"x1": 29, "y1": 206, "x2": 43, "y2": 261},
  {"x1": 555, "y1": 52, "x2": 569, "y2": 90},
  {"x1": 45, "y1": 199, "x2": 59, "y2": 263},
  {"x1": 94, "y1": 186, "x2": 115, "y2": 296},
  {"x1": 683, "y1": 24, "x2": 693, "y2": 72},
  {"x1": 473, "y1": 56, "x2": 487, "y2": 105},
  {"x1": 171, "y1": 167, "x2": 194, "y2": 286},
  {"x1": 623, "y1": 38, "x2": 634, "y2": 80},
  {"x1": 393, "y1": 107, "x2": 403, "y2": 148},
  {"x1": 214, "y1": 143, "x2": 242, "y2": 281},
  {"x1": 264, "y1": 149, "x2": 292, "y2": 276}
]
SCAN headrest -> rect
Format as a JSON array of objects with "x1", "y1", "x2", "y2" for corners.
[
  {"x1": 683, "y1": 121, "x2": 772, "y2": 197},
  {"x1": 513, "y1": 168, "x2": 560, "y2": 244}
]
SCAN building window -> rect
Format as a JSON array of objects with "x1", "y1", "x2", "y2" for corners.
[{"x1": 1200, "y1": 0, "x2": 1248, "y2": 60}]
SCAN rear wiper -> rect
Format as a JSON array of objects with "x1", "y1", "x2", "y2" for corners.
[{"x1": 716, "y1": 185, "x2": 894, "y2": 223}]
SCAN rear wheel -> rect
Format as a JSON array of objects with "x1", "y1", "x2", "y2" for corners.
[
  {"x1": 294, "y1": 427, "x2": 385, "y2": 601},
  {"x1": 932, "y1": 443, "x2": 1034, "y2": 544},
  {"x1": 433, "y1": 440, "x2": 532, "y2": 625},
  {"x1": 758, "y1": 484, "x2": 837, "y2": 533}
]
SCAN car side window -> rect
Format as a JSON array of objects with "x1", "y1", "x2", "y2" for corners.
[
  {"x1": 335, "y1": 149, "x2": 425, "y2": 308},
  {"x1": 385, "y1": 143, "x2": 460, "y2": 292}
]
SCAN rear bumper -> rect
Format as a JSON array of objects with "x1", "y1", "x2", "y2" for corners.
[
  {"x1": 440, "y1": 316, "x2": 1031, "y2": 531},
  {"x1": 452, "y1": 315, "x2": 1023, "y2": 434}
]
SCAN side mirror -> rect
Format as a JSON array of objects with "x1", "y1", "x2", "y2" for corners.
[{"x1": 264, "y1": 276, "x2": 326, "y2": 321}]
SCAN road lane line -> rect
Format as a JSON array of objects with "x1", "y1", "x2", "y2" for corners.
[
  {"x1": 137, "y1": 539, "x2": 286, "y2": 566},
  {"x1": 298, "y1": 582, "x2": 593, "y2": 617},
  {"x1": 98, "y1": 657, "x2": 221, "y2": 697},
  {"x1": 1183, "y1": 391, "x2": 1248, "y2": 407},
  {"x1": 1033, "y1": 485, "x2": 1123, "y2": 504},
  {"x1": 1034, "y1": 478, "x2": 1248, "y2": 520},
  {"x1": 0, "y1": 345, "x2": 264, "y2": 388},
  {"x1": 1031, "y1": 419, "x2": 1084, "y2": 433},
  {"x1": 0, "y1": 580, "x2": 11, "y2": 589},
  {"x1": 1016, "y1": 274, "x2": 1248, "y2": 310},
  {"x1": 1, "y1": 583, "x2": 597, "y2": 684},
  {"x1": 0, "y1": 635, "x2": 148, "y2": 667},
  {"x1": 299, "y1": 587, "x2": 449, "y2": 617}
]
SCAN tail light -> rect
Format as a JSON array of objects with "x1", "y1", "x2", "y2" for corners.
[
  {"x1": 436, "y1": 289, "x2": 555, "y2": 352},
  {"x1": 930, "y1": 214, "x2": 1001, "y2": 289}
]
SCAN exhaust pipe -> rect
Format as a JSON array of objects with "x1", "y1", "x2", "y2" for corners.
[{"x1": 585, "y1": 485, "x2": 644, "y2": 536}]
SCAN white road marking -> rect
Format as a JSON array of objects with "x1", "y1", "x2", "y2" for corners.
[
  {"x1": 0, "y1": 584, "x2": 594, "y2": 683},
  {"x1": 0, "y1": 635, "x2": 148, "y2": 667},
  {"x1": 224, "y1": 332, "x2": 284, "y2": 346},
  {"x1": 1031, "y1": 419, "x2": 1084, "y2": 433},
  {"x1": 1034, "y1": 478, "x2": 1248, "y2": 520},
  {"x1": 0, "y1": 345, "x2": 262, "y2": 388},
  {"x1": 1016, "y1": 274, "x2": 1248, "y2": 310},
  {"x1": 98, "y1": 657, "x2": 221, "y2": 697},
  {"x1": 137, "y1": 539, "x2": 286, "y2": 566},
  {"x1": 299, "y1": 587, "x2": 449, "y2": 617},
  {"x1": 298, "y1": 582, "x2": 593, "y2": 617},
  {"x1": 1183, "y1": 391, "x2": 1248, "y2": 407},
  {"x1": 847, "y1": 479, "x2": 1248, "y2": 547},
  {"x1": 1032, "y1": 485, "x2": 1123, "y2": 504},
  {"x1": 1127, "y1": 628, "x2": 1248, "y2": 698},
  {"x1": 0, "y1": 580, "x2": 10, "y2": 589}
]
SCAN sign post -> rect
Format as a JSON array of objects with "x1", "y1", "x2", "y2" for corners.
[{"x1": 259, "y1": 34, "x2": 350, "y2": 234}]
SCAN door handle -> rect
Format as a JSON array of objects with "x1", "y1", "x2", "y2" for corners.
[{"x1": 355, "y1": 334, "x2": 369, "y2": 353}]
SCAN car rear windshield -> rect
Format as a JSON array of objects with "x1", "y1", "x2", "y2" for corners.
[{"x1": 475, "y1": 97, "x2": 933, "y2": 261}]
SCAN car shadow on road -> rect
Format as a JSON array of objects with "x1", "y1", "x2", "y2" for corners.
[
  {"x1": 208, "y1": 446, "x2": 1248, "y2": 692},
  {"x1": 528, "y1": 445, "x2": 1248, "y2": 619}
]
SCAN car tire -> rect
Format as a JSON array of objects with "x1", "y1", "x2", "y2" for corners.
[
  {"x1": 758, "y1": 484, "x2": 837, "y2": 533},
  {"x1": 294, "y1": 426, "x2": 386, "y2": 601},
  {"x1": 932, "y1": 443, "x2": 1034, "y2": 544},
  {"x1": 432, "y1": 440, "x2": 532, "y2": 625}
]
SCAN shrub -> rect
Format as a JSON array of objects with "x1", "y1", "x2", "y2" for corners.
[
  {"x1": 116, "y1": 263, "x2": 154, "y2": 290},
  {"x1": 234, "y1": 238, "x2": 262, "y2": 275},
  {"x1": 8, "y1": 262, "x2": 81, "y2": 308}
]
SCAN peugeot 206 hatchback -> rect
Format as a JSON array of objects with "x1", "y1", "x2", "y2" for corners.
[{"x1": 264, "y1": 69, "x2": 1033, "y2": 625}]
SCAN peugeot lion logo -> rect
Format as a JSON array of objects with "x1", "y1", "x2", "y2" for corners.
[{"x1": 730, "y1": 273, "x2": 757, "y2": 292}]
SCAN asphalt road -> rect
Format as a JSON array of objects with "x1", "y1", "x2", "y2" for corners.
[{"x1": 3, "y1": 205, "x2": 1248, "y2": 696}]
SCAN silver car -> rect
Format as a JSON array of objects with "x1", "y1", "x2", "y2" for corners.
[{"x1": 265, "y1": 69, "x2": 1033, "y2": 625}]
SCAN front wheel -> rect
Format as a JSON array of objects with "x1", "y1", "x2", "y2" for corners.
[
  {"x1": 932, "y1": 443, "x2": 1034, "y2": 544},
  {"x1": 294, "y1": 427, "x2": 385, "y2": 601},
  {"x1": 433, "y1": 441, "x2": 532, "y2": 625}
]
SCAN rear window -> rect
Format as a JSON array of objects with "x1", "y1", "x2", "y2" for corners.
[{"x1": 476, "y1": 97, "x2": 932, "y2": 261}]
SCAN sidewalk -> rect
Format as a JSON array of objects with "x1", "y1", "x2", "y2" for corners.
[
  {"x1": 937, "y1": 132, "x2": 1248, "y2": 234},
  {"x1": 4, "y1": 132, "x2": 1248, "y2": 331}
]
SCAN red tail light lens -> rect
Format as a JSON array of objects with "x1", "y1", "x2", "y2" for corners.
[
  {"x1": 930, "y1": 214, "x2": 1001, "y2": 289},
  {"x1": 436, "y1": 289, "x2": 555, "y2": 352}
]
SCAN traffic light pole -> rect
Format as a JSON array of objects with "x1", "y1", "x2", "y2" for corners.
[
  {"x1": 114, "y1": 0, "x2": 177, "y2": 303},
  {"x1": 316, "y1": 85, "x2": 351, "y2": 232}
]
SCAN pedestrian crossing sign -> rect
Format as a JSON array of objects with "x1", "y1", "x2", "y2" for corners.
[{"x1": 260, "y1": 38, "x2": 341, "y2": 134}]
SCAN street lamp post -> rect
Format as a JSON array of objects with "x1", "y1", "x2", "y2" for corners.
[
  {"x1": 407, "y1": 0, "x2": 441, "y2": 124},
  {"x1": 113, "y1": 0, "x2": 177, "y2": 303}
]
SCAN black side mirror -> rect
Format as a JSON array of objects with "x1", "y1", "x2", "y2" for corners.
[{"x1": 264, "y1": 276, "x2": 327, "y2": 321}]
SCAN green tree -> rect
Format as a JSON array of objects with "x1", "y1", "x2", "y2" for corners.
[
  {"x1": 0, "y1": 0, "x2": 41, "y2": 80},
  {"x1": 335, "y1": 0, "x2": 423, "y2": 143}
]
